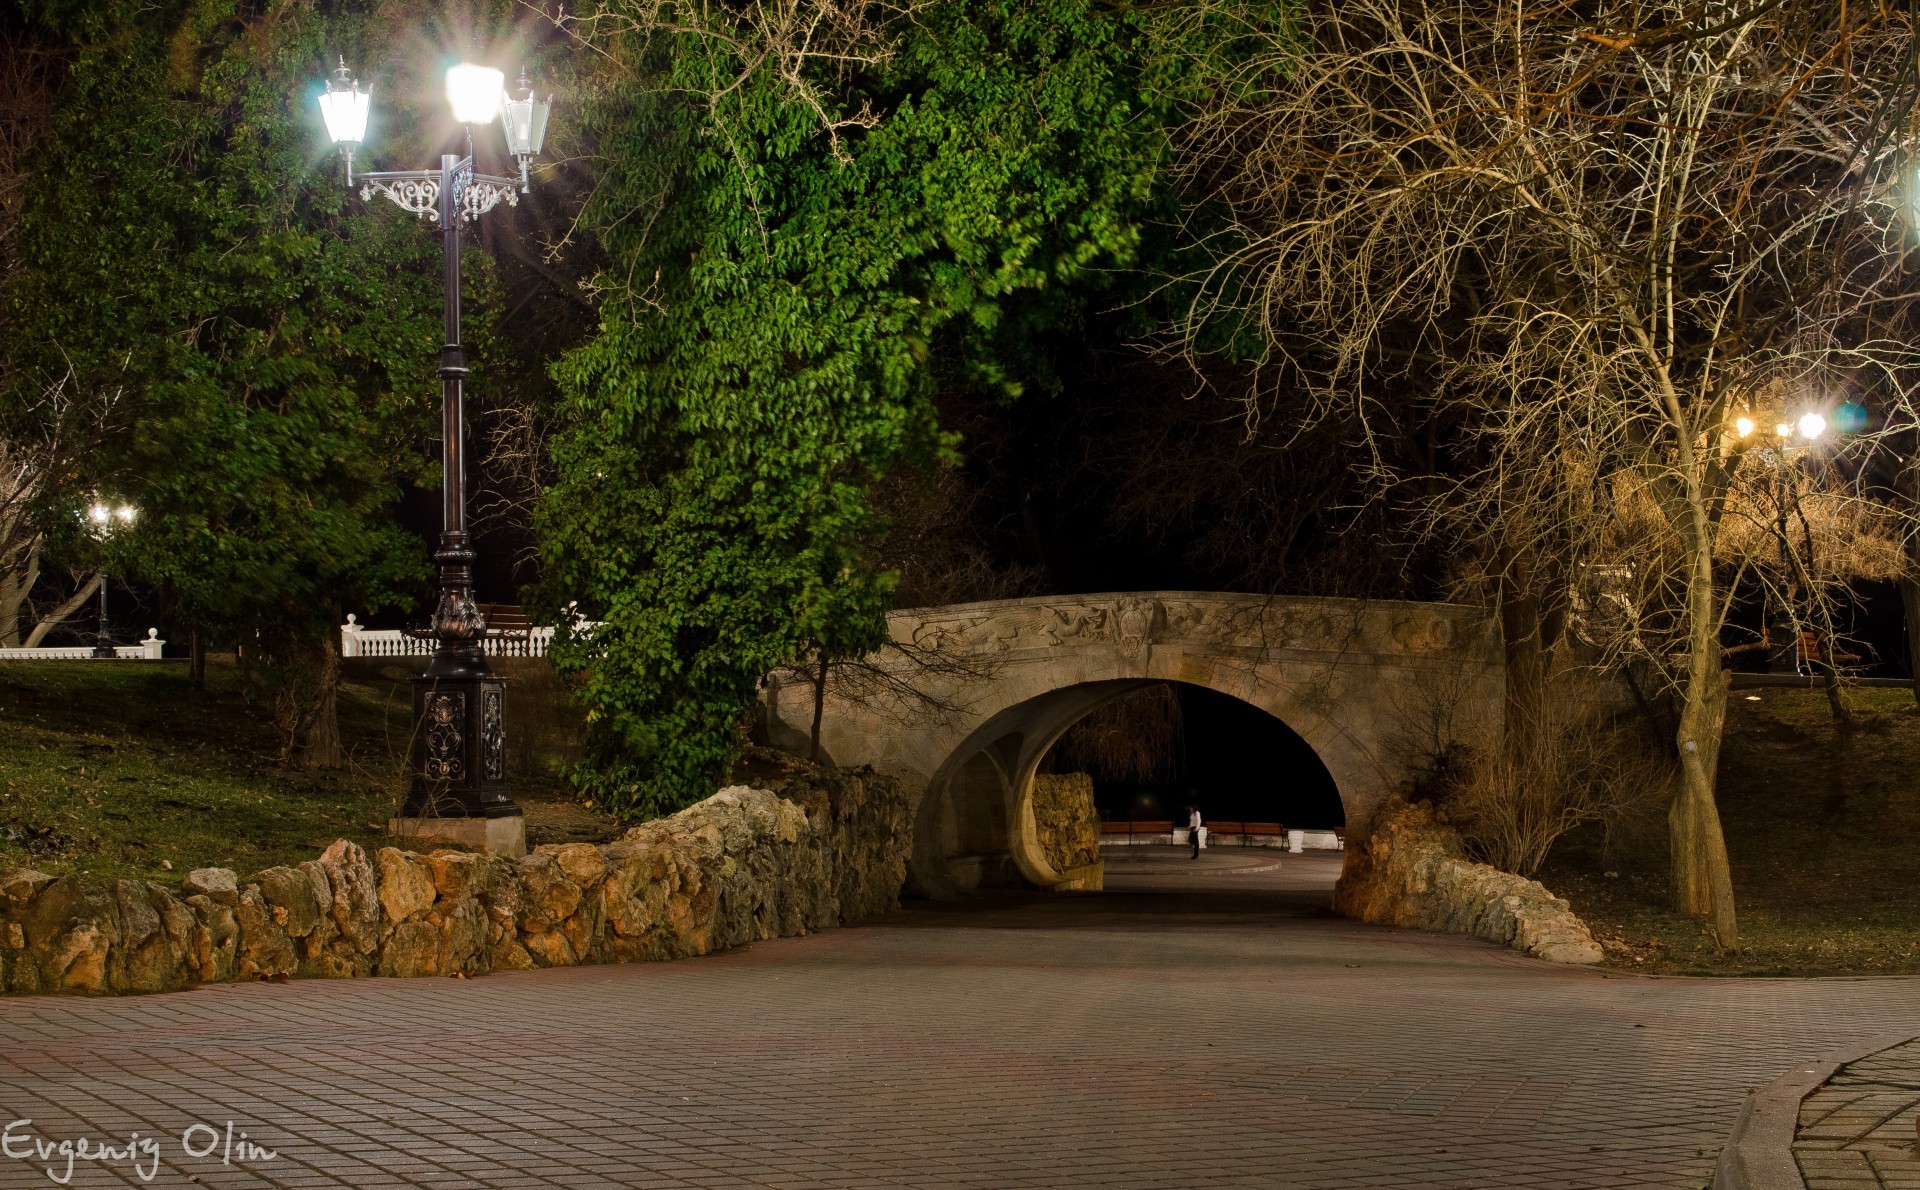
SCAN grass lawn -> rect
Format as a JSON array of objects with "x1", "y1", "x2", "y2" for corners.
[
  {"x1": 1541, "y1": 686, "x2": 1920, "y2": 977},
  {"x1": 0, "y1": 659, "x2": 612, "y2": 882},
  {"x1": 0, "y1": 660, "x2": 415, "y2": 882}
]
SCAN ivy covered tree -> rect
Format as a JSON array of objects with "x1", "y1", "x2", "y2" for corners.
[
  {"x1": 3, "y1": 0, "x2": 500, "y2": 763},
  {"x1": 538, "y1": 0, "x2": 1258, "y2": 817}
]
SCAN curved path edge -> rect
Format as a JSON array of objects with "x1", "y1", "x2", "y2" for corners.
[{"x1": 1712, "y1": 1028, "x2": 1918, "y2": 1190}]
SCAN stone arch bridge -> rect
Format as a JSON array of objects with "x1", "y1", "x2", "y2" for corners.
[{"x1": 761, "y1": 592, "x2": 1502, "y2": 898}]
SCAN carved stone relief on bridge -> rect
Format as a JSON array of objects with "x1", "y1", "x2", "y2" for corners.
[
  {"x1": 902, "y1": 601, "x2": 1140, "y2": 654},
  {"x1": 891, "y1": 595, "x2": 1474, "y2": 661}
]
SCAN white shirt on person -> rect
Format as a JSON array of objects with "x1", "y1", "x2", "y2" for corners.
[{"x1": 1189, "y1": 810, "x2": 1202, "y2": 830}]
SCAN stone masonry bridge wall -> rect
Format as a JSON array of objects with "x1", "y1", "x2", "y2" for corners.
[{"x1": 760, "y1": 592, "x2": 1505, "y2": 899}]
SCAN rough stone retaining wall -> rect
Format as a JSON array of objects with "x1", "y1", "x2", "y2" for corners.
[
  {"x1": 1032, "y1": 773, "x2": 1101, "y2": 875},
  {"x1": 1333, "y1": 798, "x2": 1603, "y2": 964},
  {"x1": 1, "y1": 765, "x2": 912, "y2": 996}
]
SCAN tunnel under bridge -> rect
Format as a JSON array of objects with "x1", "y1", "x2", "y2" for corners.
[{"x1": 760, "y1": 592, "x2": 1504, "y2": 898}]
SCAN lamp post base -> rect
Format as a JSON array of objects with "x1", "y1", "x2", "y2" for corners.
[
  {"x1": 387, "y1": 813, "x2": 526, "y2": 858},
  {"x1": 404, "y1": 667, "x2": 521, "y2": 820}
]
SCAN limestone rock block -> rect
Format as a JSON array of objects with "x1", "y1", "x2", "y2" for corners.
[
  {"x1": 23, "y1": 878, "x2": 119, "y2": 994},
  {"x1": 252, "y1": 866, "x2": 320, "y2": 940},
  {"x1": 314, "y1": 841, "x2": 380, "y2": 958},
  {"x1": 47, "y1": 923, "x2": 110, "y2": 994},
  {"x1": 425, "y1": 850, "x2": 487, "y2": 901},
  {"x1": 515, "y1": 853, "x2": 582, "y2": 933},
  {"x1": 542, "y1": 842, "x2": 608, "y2": 890},
  {"x1": 2, "y1": 869, "x2": 56, "y2": 911},
  {"x1": 375, "y1": 848, "x2": 436, "y2": 925},
  {"x1": 233, "y1": 886, "x2": 296, "y2": 980},
  {"x1": 521, "y1": 926, "x2": 578, "y2": 968},
  {"x1": 183, "y1": 868, "x2": 239, "y2": 906},
  {"x1": 1033, "y1": 773, "x2": 1102, "y2": 878},
  {"x1": 489, "y1": 936, "x2": 536, "y2": 971},
  {"x1": 379, "y1": 919, "x2": 443, "y2": 978},
  {"x1": 184, "y1": 894, "x2": 237, "y2": 984},
  {"x1": 118, "y1": 882, "x2": 198, "y2": 994},
  {"x1": 438, "y1": 893, "x2": 490, "y2": 974}
]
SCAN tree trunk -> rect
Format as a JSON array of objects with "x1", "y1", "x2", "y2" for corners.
[
  {"x1": 299, "y1": 638, "x2": 344, "y2": 770},
  {"x1": 1669, "y1": 573, "x2": 1739, "y2": 948},
  {"x1": 1899, "y1": 463, "x2": 1920, "y2": 711},
  {"x1": 809, "y1": 650, "x2": 829, "y2": 763},
  {"x1": 1498, "y1": 550, "x2": 1554, "y2": 773},
  {"x1": 2, "y1": 538, "x2": 46, "y2": 646},
  {"x1": 0, "y1": 522, "x2": 38, "y2": 648},
  {"x1": 1903, "y1": 579, "x2": 1920, "y2": 713},
  {"x1": 190, "y1": 629, "x2": 206, "y2": 691},
  {"x1": 0, "y1": 568, "x2": 20, "y2": 648},
  {"x1": 21, "y1": 570, "x2": 99, "y2": 649}
]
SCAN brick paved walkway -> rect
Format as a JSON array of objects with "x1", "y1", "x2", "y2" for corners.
[
  {"x1": 1795, "y1": 1038, "x2": 1920, "y2": 1189},
  {"x1": 0, "y1": 847, "x2": 1914, "y2": 1189}
]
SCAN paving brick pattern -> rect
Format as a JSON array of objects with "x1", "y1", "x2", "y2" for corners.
[
  {"x1": 1795, "y1": 1039, "x2": 1920, "y2": 1189},
  {"x1": 0, "y1": 848, "x2": 1913, "y2": 1189}
]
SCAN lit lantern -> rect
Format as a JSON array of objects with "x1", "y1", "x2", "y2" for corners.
[
  {"x1": 317, "y1": 58, "x2": 371, "y2": 183},
  {"x1": 445, "y1": 63, "x2": 505, "y2": 126}
]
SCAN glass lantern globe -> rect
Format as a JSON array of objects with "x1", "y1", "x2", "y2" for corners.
[
  {"x1": 317, "y1": 58, "x2": 371, "y2": 145},
  {"x1": 502, "y1": 70, "x2": 552, "y2": 159}
]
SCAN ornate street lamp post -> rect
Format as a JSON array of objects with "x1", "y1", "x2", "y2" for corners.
[
  {"x1": 84, "y1": 501, "x2": 136, "y2": 659},
  {"x1": 319, "y1": 58, "x2": 552, "y2": 851}
]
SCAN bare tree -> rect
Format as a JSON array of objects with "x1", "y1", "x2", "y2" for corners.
[
  {"x1": 0, "y1": 369, "x2": 116, "y2": 648},
  {"x1": 775, "y1": 634, "x2": 1001, "y2": 762},
  {"x1": 1049, "y1": 684, "x2": 1184, "y2": 786},
  {"x1": 1171, "y1": 0, "x2": 1920, "y2": 947},
  {"x1": 0, "y1": 27, "x2": 100, "y2": 649}
]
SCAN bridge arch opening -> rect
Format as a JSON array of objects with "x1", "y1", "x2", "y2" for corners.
[
  {"x1": 909, "y1": 678, "x2": 1346, "y2": 899},
  {"x1": 1047, "y1": 683, "x2": 1344, "y2": 835}
]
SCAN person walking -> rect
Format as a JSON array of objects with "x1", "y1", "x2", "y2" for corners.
[{"x1": 1187, "y1": 804, "x2": 1203, "y2": 860}]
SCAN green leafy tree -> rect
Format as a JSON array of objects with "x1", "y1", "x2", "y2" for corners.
[
  {"x1": 4, "y1": 0, "x2": 496, "y2": 763},
  {"x1": 538, "y1": 0, "x2": 1256, "y2": 818}
]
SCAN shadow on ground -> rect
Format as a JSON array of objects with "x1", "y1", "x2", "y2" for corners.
[{"x1": 893, "y1": 845, "x2": 1343, "y2": 931}]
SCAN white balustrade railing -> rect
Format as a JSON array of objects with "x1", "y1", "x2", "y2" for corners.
[
  {"x1": 339, "y1": 614, "x2": 569, "y2": 659},
  {"x1": 0, "y1": 628, "x2": 167, "y2": 662}
]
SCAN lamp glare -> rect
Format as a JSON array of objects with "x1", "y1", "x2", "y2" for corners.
[
  {"x1": 446, "y1": 64, "x2": 504, "y2": 125},
  {"x1": 1735, "y1": 417, "x2": 1755, "y2": 438},
  {"x1": 1798, "y1": 412, "x2": 1827, "y2": 441}
]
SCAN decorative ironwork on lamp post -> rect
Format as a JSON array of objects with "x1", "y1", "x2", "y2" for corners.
[{"x1": 319, "y1": 58, "x2": 552, "y2": 821}]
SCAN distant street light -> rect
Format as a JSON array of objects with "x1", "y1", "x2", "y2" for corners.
[
  {"x1": 318, "y1": 57, "x2": 553, "y2": 830},
  {"x1": 1749, "y1": 411, "x2": 1833, "y2": 673},
  {"x1": 84, "y1": 501, "x2": 136, "y2": 659}
]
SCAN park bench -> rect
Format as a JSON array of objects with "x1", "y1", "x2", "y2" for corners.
[
  {"x1": 1097, "y1": 820, "x2": 1291, "y2": 846},
  {"x1": 1099, "y1": 821, "x2": 1175, "y2": 838},
  {"x1": 478, "y1": 603, "x2": 532, "y2": 637},
  {"x1": 1199, "y1": 822, "x2": 1287, "y2": 847}
]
